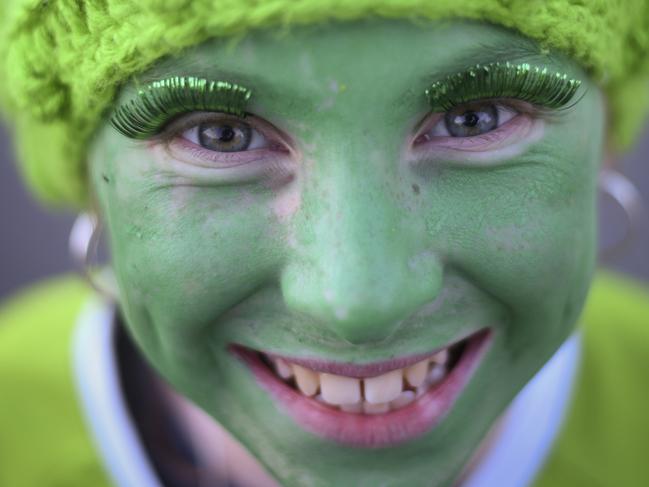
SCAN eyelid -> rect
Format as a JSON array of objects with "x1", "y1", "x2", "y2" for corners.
[
  {"x1": 425, "y1": 61, "x2": 582, "y2": 113},
  {"x1": 110, "y1": 76, "x2": 253, "y2": 139}
]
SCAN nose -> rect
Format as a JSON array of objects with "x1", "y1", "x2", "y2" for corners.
[{"x1": 280, "y1": 160, "x2": 443, "y2": 345}]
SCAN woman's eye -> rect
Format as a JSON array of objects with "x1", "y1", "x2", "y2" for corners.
[
  {"x1": 428, "y1": 102, "x2": 518, "y2": 138},
  {"x1": 182, "y1": 119, "x2": 269, "y2": 152}
]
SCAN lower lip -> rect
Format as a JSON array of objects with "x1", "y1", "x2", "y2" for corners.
[{"x1": 231, "y1": 329, "x2": 492, "y2": 448}]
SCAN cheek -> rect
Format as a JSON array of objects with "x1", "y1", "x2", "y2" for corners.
[
  {"x1": 477, "y1": 199, "x2": 596, "y2": 321},
  {"x1": 418, "y1": 141, "x2": 598, "y2": 332},
  {"x1": 99, "y1": 181, "x2": 292, "y2": 389},
  {"x1": 101, "y1": 173, "x2": 286, "y2": 337}
]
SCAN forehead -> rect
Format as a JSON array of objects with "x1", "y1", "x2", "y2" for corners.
[{"x1": 132, "y1": 20, "x2": 575, "y2": 117}]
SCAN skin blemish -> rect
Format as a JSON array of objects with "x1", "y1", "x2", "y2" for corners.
[
  {"x1": 317, "y1": 96, "x2": 337, "y2": 112},
  {"x1": 170, "y1": 185, "x2": 199, "y2": 213},
  {"x1": 335, "y1": 306, "x2": 350, "y2": 321},
  {"x1": 317, "y1": 79, "x2": 346, "y2": 112},
  {"x1": 271, "y1": 182, "x2": 302, "y2": 224},
  {"x1": 285, "y1": 233, "x2": 299, "y2": 249},
  {"x1": 485, "y1": 225, "x2": 534, "y2": 252},
  {"x1": 408, "y1": 250, "x2": 438, "y2": 271},
  {"x1": 324, "y1": 289, "x2": 334, "y2": 303},
  {"x1": 329, "y1": 80, "x2": 347, "y2": 94}
]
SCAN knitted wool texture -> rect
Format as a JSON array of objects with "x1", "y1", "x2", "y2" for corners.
[{"x1": 0, "y1": 0, "x2": 648, "y2": 207}]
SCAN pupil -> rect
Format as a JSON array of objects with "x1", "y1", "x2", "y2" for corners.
[
  {"x1": 463, "y1": 112, "x2": 480, "y2": 127},
  {"x1": 218, "y1": 126, "x2": 235, "y2": 142}
]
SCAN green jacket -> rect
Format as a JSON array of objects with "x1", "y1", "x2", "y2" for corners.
[{"x1": 0, "y1": 273, "x2": 648, "y2": 487}]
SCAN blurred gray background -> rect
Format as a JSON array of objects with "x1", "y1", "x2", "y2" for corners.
[{"x1": 1, "y1": 121, "x2": 648, "y2": 301}]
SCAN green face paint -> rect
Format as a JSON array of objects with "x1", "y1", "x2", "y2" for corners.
[{"x1": 88, "y1": 19, "x2": 605, "y2": 487}]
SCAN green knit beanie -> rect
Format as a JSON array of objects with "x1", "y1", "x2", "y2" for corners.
[{"x1": 0, "y1": 0, "x2": 648, "y2": 208}]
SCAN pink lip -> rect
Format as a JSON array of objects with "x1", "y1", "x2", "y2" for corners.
[{"x1": 231, "y1": 328, "x2": 492, "y2": 448}]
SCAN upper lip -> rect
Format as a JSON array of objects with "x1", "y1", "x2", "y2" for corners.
[{"x1": 245, "y1": 328, "x2": 487, "y2": 378}]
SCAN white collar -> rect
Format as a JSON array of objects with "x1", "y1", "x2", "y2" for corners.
[
  {"x1": 73, "y1": 298, "x2": 163, "y2": 487},
  {"x1": 461, "y1": 332, "x2": 581, "y2": 487},
  {"x1": 73, "y1": 296, "x2": 580, "y2": 487}
]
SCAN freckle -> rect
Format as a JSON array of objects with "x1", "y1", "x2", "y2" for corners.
[{"x1": 412, "y1": 183, "x2": 420, "y2": 195}]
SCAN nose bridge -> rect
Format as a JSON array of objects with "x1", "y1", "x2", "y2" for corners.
[{"x1": 280, "y1": 154, "x2": 443, "y2": 344}]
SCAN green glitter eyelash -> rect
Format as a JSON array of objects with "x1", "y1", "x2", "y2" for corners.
[
  {"x1": 426, "y1": 62, "x2": 582, "y2": 112},
  {"x1": 110, "y1": 76, "x2": 253, "y2": 139}
]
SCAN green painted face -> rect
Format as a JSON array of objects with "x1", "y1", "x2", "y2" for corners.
[{"x1": 89, "y1": 19, "x2": 605, "y2": 487}]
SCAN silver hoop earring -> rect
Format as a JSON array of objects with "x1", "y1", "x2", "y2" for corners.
[
  {"x1": 598, "y1": 168, "x2": 646, "y2": 262},
  {"x1": 69, "y1": 212, "x2": 118, "y2": 300}
]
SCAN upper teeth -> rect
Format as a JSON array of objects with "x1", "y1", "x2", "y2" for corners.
[
  {"x1": 364, "y1": 369, "x2": 402, "y2": 404},
  {"x1": 320, "y1": 373, "x2": 361, "y2": 404},
  {"x1": 269, "y1": 349, "x2": 450, "y2": 414}
]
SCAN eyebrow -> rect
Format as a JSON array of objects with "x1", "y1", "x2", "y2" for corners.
[{"x1": 422, "y1": 38, "x2": 563, "y2": 85}]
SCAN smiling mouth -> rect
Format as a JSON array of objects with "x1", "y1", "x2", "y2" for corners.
[{"x1": 231, "y1": 328, "x2": 492, "y2": 448}]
